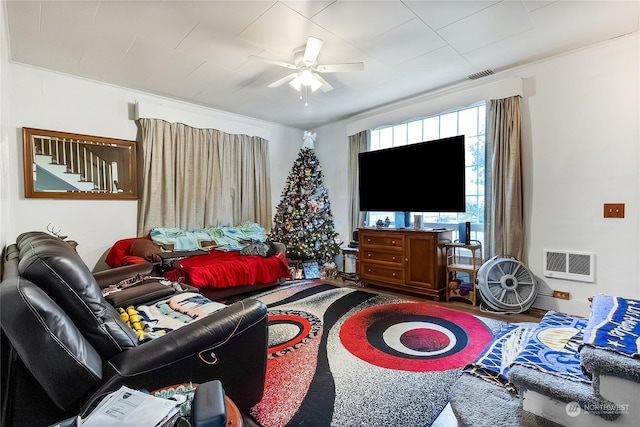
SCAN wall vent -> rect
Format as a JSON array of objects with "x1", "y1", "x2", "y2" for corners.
[{"x1": 543, "y1": 249, "x2": 595, "y2": 282}]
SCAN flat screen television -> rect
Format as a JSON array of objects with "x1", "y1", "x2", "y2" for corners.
[{"x1": 358, "y1": 135, "x2": 466, "y2": 212}]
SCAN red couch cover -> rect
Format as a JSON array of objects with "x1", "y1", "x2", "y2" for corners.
[
  {"x1": 166, "y1": 250, "x2": 291, "y2": 289},
  {"x1": 105, "y1": 238, "x2": 291, "y2": 290}
]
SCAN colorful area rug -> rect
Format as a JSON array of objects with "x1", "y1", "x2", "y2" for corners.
[{"x1": 249, "y1": 281, "x2": 506, "y2": 426}]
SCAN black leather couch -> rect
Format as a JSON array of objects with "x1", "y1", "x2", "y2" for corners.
[{"x1": 0, "y1": 231, "x2": 268, "y2": 426}]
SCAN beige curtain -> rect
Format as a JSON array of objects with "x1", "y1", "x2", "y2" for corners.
[
  {"x1": 137, "y1": 118, "x2": 271, "y2": 235},
  {"x1": 484, "y1": 96, "x2": 525, "y2": 262},
  {"x1": 348, "y1": 130, "x2": 369, "y2": 237}
]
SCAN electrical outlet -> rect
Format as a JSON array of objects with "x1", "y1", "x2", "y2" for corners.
[
  {"x1": 553, "y1": 290, "x2": 570, "y2": 300},
  {"x1": 604, "y1": 203, "x2": 625, "y2": 218}
]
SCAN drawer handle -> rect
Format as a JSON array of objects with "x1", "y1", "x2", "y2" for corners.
[
  {"x1": 391, "y1": 240, "x2": 395, "y2": 244},
  {"x1": 392, "y1": 272, "x2": 396, "y2": 277},
  {"x1": 367, "y1": 253, "x2": 371, "y2": 258},
  {"x1": 392, "y1": 256, "x2": 396, "y2": 261},
  {"x1": 367, "y1": 269, "x2": 371, "y2": 273},
  {"x1": 367, "y1": 238, "x2": 371, "y2": 243}
]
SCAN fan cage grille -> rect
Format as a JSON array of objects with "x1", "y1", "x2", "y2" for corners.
[{"x1": 477, "y1": 256, "x2": 538, "y2": 313}]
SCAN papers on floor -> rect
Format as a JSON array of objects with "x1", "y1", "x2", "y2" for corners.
[{"x1": 78, "y1": 386, "x2": 180, "y2": 427}]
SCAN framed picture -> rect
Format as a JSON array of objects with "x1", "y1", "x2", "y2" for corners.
[
  {"x1": 22, "y1": 127, "x2": 138, "y2": 200},
  {"x1": 302, "y1": 261, "x2": 320, "y2": 279}
]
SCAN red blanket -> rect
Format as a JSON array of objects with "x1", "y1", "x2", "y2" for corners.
[
  {"x1": 106, "y1": 238, "x2": 291, "y2": 289},
  {"x1": 165, "y1": 250, "x2": 291, "y2": 289}
]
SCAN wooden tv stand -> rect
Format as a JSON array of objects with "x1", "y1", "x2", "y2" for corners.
[{"x1": 358, "y1": 227, "x2": 452, "y2": 301}]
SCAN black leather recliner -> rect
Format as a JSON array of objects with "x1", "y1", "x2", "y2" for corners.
[{"x1": 0, "y1": 232, "x2": 268, "y2": 427}]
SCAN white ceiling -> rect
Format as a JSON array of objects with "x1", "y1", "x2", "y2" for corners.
[{"x1": 5, "y1": 1, "x2": 640, "y2": 129}]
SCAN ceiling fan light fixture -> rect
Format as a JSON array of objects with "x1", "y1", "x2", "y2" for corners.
[
  {"x1": 309, "y1": 76, "x2": 322, "y2": 92},
  {"x1": 299, "y1": 69, "x2": 315, "y2": 86},
  {"x1": 289, "y1": 69, "x2": 322, "y2": 92},
  {"x1": 289, "y1": 76, "x2": 302, "y2": 91}
]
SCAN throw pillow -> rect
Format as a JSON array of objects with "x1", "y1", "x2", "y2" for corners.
[{"x1": 130, "y1": 238, "x2": 163, "y2": 262}]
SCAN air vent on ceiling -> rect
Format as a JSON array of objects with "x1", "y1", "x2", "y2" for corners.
[
  {"x1": 543, "y1": 249, "x2": 595, "y2": 283},
  {"x1": 468, "y1": 69, "x2": 494, "y2": 80}
]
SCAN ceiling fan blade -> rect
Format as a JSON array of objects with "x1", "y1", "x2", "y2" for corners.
[
  {"x1": 313, "y1": 73, "x2": 334, "y2": 92},
  {"x1": 249, "y1": 55, "x2": 298, "y2": 70},
  {"x1": 303, "y1": 37, "x2": 324, "y2": 65},
  {"x1": 316, "y1": 62, "x2": 364, "y2": 73},
  {"x1": 268, "y1": 73, "x2": 298, "y2": 88}
]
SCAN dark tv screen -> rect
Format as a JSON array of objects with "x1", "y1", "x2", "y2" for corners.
[{"x1": 358, "y1": 135, "x2": 466, "y2": 212}]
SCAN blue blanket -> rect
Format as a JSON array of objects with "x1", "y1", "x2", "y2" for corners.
[
  {"x1": 582, "y1": 294, "x2": 640, "y2": 358},
  {"x1": 464, "y1": 322, "x2": 537, "y2": 393},
  {"x1": 150, "y1": 221, "x2": 267, "y2": 251},
  {"x1": 511, "y1": 311, "x2": 591, "y2": 384}
]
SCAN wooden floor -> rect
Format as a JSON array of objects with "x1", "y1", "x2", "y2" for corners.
[{"x1": 325, "y1": 278, "x2": 544, "y2": 324}]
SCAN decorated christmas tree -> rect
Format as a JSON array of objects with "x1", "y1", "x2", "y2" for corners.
[{"x1": 269, "y1": 131, "x2": 341, "y2": 264}]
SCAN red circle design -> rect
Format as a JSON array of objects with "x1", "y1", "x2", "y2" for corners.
[
  {"x1": 268, "y1": 313, "x2": 313, "y2": 355},
  {"x1": 401, "y1": 328, "x2": 450, "y2": 352},
  {"x1": 339, "y1": 303, "x2": 493, "y2": 371}
]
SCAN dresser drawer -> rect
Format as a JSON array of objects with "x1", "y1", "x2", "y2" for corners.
[
  {"x1": 360, "y1": 262, "x2": 404, "y2": 284},
  {"x1": 360, "y1": 249, "x2": 403, "y2": 265},
  {"x1": 360, "y1": 232, "x2": 404, "y2": 249}
]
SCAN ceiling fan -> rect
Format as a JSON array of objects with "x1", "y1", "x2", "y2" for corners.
[{"x1": 250, "y1": 37, "x2": 364, "y2": 94}]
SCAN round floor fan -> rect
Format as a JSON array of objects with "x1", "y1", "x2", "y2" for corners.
[{"x1": 476, "y1": 255, "x2": 538, "y2": 313}]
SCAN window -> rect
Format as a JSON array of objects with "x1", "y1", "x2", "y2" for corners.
[{"x1": 367, "y1": 103, "x2": 486, "y2": 245}]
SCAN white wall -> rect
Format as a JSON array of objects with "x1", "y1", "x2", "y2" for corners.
[
  {"x1": 6, "y1": 64, "x2": 301, "y2": 269},
  {"x1": 523, "y1": 34, "x2": 639, "y2": 316},
  {"x1": 313, "y1": 119, "x2": 350, "y2": 246},
  {"x1": 0, "y1": 2, "x2": 11, "y2": 251},
  {"x1": 315, "y1": 34, "x2": 640, "y2": 317}
]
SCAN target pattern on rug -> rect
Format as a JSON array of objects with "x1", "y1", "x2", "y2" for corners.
[{"x1": 340, "y1": 302, "x2": 493, "y2": 371}]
